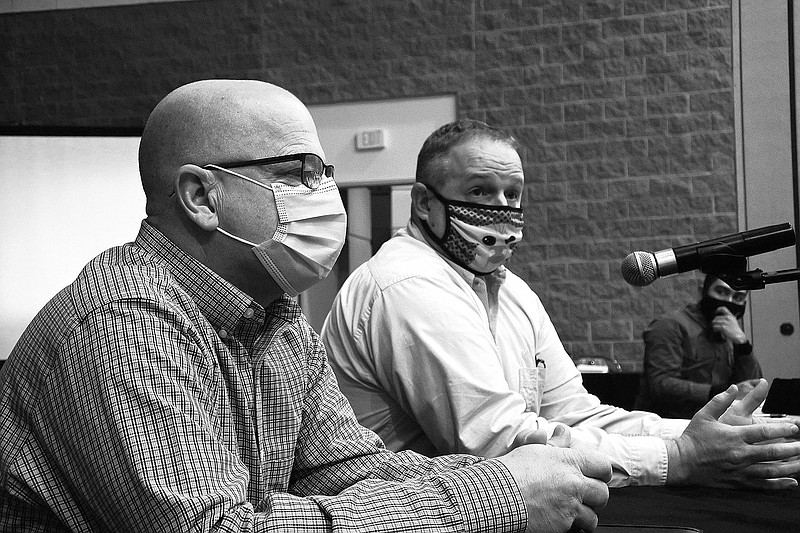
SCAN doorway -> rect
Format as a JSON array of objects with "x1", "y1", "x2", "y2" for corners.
[
  {"x1": 735, "y1": 0, "x2": 800, "y2": 380},
  {"x1": 299, "y1": 96, "x2": 456, "y2": 331}
]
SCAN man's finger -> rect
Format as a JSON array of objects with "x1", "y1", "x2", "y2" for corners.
[
  {"x1": 548, "y1": 425, "x2": 572, "y2": 448},
  {"x1": 740, "y1": 423, "x2": 800, "y2": 445},
  {"x1": 511, "y1": 428, "x2": 548, "y2": 448},
  {"x1": 743, "y1": 456, "x2": 800, "y2": 480},
  {"x1": 571, "y1": 504, "x2": 600, "y2": 533},
  {"x1": 734, "y1": 378, "x2": 769, "y2": 414},
  {"x1": 716, "y1": 306, "x2": 734, "y2": 316},
  {"x1": 581, "y1": 477, "x2": 610, "y2": 511},
  {"x1": 727, "y1": 473, "x2": 800, "y2": 490},
  {"x1": 573, "y1": 450, "x2": 613, "y2": 483},
  {"x1": 747, "y1": 477, "x2": 799, "y2": 490},
  {"x1": 697, "y1": 384, "x2": 738, "y2": 420}
]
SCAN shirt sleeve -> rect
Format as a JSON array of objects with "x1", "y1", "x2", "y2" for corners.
[
  {"x1": 271, "y1": 325, "x2": 527, "y2": 532},
  {"x1": 34, "y1": 302, "x2": 253, "y2": 531},
  {"x1": 264, "y1": 456, "x2": 527, "y2": 533},
  {"x1": 530, "y1": 308, "x2": 685, "y2": 487},
  {"x1": 33, "y1": 301, "x2": 525, "y2": 533},
  {"x1": 363, "y1": 273, "x2": 686, "y2": 487},
  {"x1": 504, "y1": 286, "x2": 688, "y2": 487}
]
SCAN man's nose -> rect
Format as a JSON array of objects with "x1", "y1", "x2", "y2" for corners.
[{"x1": 488, "y1": 193, "x2": 509, "y2": 206}]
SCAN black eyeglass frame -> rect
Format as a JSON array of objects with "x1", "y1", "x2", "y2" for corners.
[{"x1": 203, "y1": 152, "x2": 334, "y2": 190}]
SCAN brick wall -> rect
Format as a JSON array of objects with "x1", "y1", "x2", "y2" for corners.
[{"x1": 0, "y1": 0, "x2": 737, "y2": 371}]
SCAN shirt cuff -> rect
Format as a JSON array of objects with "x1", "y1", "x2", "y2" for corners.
[
  {"x1": 606, "y1": 436, "x2": 669, "y2": 487},
  {"x1": 733, "y1": 341, "x2": 753, "y2": 356},
  {"x1": 439, "y1": 459, "x2": 527, "y2": 533}
]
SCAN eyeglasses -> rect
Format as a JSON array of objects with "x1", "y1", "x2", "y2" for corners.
[{"x1": 204, "y1": 152, "x2": 333, "y2": 190}]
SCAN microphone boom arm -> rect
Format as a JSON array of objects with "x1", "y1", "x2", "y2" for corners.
[
  {"x1": 723, "y1": 268, "x2": 800, "y2": 291},
  {"x1": 694, "y1": 242, "x2": 800, "y2": 290}
]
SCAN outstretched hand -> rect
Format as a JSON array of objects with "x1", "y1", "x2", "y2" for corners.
[{"x1": 666, "y1": 380, "x2": 800, "y2": 489}]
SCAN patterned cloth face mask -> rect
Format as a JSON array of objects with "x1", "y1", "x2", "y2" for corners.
[
  {"x1": 211, "y1": 165, "x2": 347, "y2": 297},
  {"x1": 421, "y1": 186, "x2": 524, "y2": 275}
]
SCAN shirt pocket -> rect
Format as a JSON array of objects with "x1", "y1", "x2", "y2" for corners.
[{"x1": 519, "y1": 362, "x2": 546, "y2": 413}]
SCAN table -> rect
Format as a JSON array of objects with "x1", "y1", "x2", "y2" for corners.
[
  {"x1": 580, "y1": 372, "x2": 641, "y2": 410},
  {"x1": 598, "y1": 485, "x2": 800, "y2": 533}
]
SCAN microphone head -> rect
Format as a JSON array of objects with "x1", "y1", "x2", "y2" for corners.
[{"x1": 621, "y1": 251, "x2": 658, "y2": 286}]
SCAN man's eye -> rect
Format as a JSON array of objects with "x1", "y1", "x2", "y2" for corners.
[
  {"x1": 270, "y1": 169, "x2": 304, "y2": 186},
  {"x1": 268, "y1": 162, "x2": 302, "y2": 176}
]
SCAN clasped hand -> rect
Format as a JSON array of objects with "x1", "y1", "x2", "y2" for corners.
[
  {"x1": 498, "y1": 426, "x2": 612, "y2": 533},
  {"x1": 667, "y1": 378, "x2": 800, "y2": 489}
]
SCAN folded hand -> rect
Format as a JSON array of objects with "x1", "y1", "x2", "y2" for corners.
[{"x1": 498, "y1": 427, "x2": 611, "y2": 533}]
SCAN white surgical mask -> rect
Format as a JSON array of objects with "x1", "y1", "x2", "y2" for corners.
[{"x1": 211, "y1": 165, "x2": 347, "y2": 297}]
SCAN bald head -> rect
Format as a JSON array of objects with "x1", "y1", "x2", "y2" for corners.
[{"x1": 139, "y1": 79, "x2": 322, "y2": 210}]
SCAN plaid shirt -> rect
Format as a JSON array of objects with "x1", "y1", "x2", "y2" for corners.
[{"x1": 0, "y1": 221, "x2": 526, "y2": 532}]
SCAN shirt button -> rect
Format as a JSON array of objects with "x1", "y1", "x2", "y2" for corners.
[
  {"x1": 244, "y1": 308, "x2": 255, "y2": 319},
  {"x1": 219, "y1": 329, "x2": 228, "y2": 339}
]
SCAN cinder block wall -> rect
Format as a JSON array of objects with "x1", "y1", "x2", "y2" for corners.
[{"x1": 0, "y1": 0, "x2": 736, "y2": 371}]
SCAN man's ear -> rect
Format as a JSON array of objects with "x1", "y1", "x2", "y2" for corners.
[
  {"x1": 175, "y1": 164, "x2": 219, "y2": 231},
  {"x1": 411, "y1": 182, "x2": 433, "y2": 222}
]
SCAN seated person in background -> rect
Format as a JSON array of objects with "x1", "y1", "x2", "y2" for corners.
[
  {"x1": 0, "y1": 80, "x2": 615, "y2": 533},
  {"x1": 634, "y1": 274, "x2": 762, "y2": 419},
  {"x1": 321, "y1": 118, "x2": 800, "y2": 489}
]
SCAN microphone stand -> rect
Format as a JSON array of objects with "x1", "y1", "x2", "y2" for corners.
[
  {"x1": 726, "y1": 268, "x2": 800, "y2": 291},
  {"x1": 696, "y1": 251, "x2": 800, "y2": 290}
]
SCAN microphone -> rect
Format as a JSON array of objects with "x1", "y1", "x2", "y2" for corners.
[{"x1": 620, "y1": 223, "x2": 796, "y2": 286}]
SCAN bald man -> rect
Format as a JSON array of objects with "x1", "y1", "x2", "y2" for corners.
[{"x1": 0, "y1": 80, "x2": 612, "y2": 533}]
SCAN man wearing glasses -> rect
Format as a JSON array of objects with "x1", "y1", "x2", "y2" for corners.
[
  {"x1": 634, "y1": 274, "x2": 763, "y2": 419},
  {"x1": 0, "y1": 79, "x2": 614, "y2": 533}
]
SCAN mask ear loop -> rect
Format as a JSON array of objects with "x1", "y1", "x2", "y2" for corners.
[
  {"x1": 216, "y1": 227, "x2": 258, "y2": 247},
  {"x1": 205, "y1": 164, "x2": 274, "y2": 192},
  {"x1": 206, "y1": 164, "x2": 278, "y2": 247}
]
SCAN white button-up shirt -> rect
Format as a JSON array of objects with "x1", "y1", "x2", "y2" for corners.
[{"x1": 322, "y1": 221, "x2": 689, "y2": 487}]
